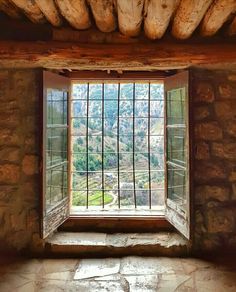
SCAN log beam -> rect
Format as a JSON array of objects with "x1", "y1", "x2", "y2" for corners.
[
  {"x1": 172, "y1": 0, "x2": 213, "y2": 39},
  {"x1": 10, "y1": 0, "x2": 46, "y2": 23},
  {"x1": 87, "y1": 0, "x2": 116, "y2": 33},
  {"x1": 1, "y1": 41, "x2": 236, "y2": 70},
  {"x1": 35, "y1": 0, "x2": 62, "y2": 27},
  {"x1": 55, "y1": 0, "x2": 91, "y2": 30},
  {"x1": 144, "y1": 0, "x2": 180, "y2": 40},
  {"x1": 117, "y1": 0, "x2": 144, "y2": 37},
  {"x1": 201, "y1": 0, "x2": 236, "y2": 37},
  {"x1": 0, "y1": 0, "x2": 22, "y2": 19}
]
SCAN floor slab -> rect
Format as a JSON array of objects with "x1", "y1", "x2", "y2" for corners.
[{"x1": 0, "y1": 255, "x2": 236, "y2": 291}]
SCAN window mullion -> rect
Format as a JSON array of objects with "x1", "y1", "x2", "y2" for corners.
[
  {"x1": 102, "y1": 83, "x2": 105, "y2": 208},
  {"x1": 117, "y1": 83, "x2": 121, "y2": 209},
  {"x1": 148, "y1": 82, "x2": 152, "y2": 209},
  {"x1": 133, "y1": 83, "x2": 136, "y2": 208},
  {"x1": 86, "y1": 83, "x2": 89, "y2": 209}
]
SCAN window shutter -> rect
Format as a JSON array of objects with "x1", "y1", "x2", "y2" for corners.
[
  {"x1": 164, "y1": 71, "x2": 192, "y2": 239},
  {"x1": 40, "y1": 71, "x2": 71, "y2": 239}
]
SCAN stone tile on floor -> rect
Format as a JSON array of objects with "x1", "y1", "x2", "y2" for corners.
[{"x1": 74, "y1": 258, "x2": 120, "y2": 280}]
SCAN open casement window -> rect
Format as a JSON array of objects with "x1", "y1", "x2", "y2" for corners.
[
  {"x1": 164, "y1": 71, "x2": 191, "y2": 239},
  {"x1": 40, "y1": 71, "x2": 71, "y2": 239}
]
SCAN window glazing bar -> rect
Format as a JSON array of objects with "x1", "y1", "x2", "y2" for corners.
[{"x1": 132, "y1": 83, "x2": 137, "y2": 208}]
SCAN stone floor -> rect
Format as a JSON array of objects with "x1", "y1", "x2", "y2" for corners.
[{"x1": 0, "y1": 255, "x2": 236, "y2": 291}]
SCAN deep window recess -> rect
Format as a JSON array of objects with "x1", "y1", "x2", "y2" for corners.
[{"x1": 71, "y1": 82, "x2": 165, "y2": 215}]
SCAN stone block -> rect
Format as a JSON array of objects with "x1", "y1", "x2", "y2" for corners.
[
  {"x1": 195, "y1": 82, "x2": 214, "y2": 103},
  {"x1": 195, "y1": 122, "x2": 223, "y2": 141},
  {"x1": 212, "y1": 142, "x2": 236, "y2": 160},
  {"x1": 0, "y1": 164, "x2": 20, "y2": 184},
  {"x1": 0, "y1": 147, "x2": 20, "y2": 163},
  {"x1": 206, "y1": 208, "x2": 235, "y2": 233},
  {"x1": 232, "y1": 184, "x2": 236, "y2": 200},
  {"x1": 0, "y1": 128, "x2": 21, "y2": 146},
  {"x1": 225, "y1": 121, "x2": 236, "y2": 138},
  {"x1": 195, "y1": 142, "x2": 210, "y2": 160},
  {"x1": 195, "y1": 185, "x2": 230, "y2": 204},
  {"x1": 219, "y1": 84, "x2": 232, "y2": 99},
  {"x1": 229, "y1": 171, "x2": 236, "y2": 182},
  {"x1": 214, "y1": 101, "x2": 236, "y2": 120},
  {"x1": 22, "y1": 155, "x2": 38, "y2": 176},
  {"x1": 194, "y1": 106, "x2": 210, "y2": 121},
  {"x1": 195, "y1": 162, "x2": 227, "y2": 182}
]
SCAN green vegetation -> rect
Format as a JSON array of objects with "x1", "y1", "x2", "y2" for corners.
[{"x1": 72, "y1": 191, "x2": 113, "y2": 206}]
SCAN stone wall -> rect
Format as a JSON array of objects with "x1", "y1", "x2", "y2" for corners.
[
  {"x1": 193, "y1": 69, "x2": 236, "y2": 252},
  {"x1": 0, "y1": 69, "x2": 43, "y2": 253}
]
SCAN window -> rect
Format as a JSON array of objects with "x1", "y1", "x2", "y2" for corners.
[
  {"x1": 40, "y1": 71, "x2": 191, "y2": 240},
  {"x1": 71, "y1": 82, "x2": 165, "y2": 215}
]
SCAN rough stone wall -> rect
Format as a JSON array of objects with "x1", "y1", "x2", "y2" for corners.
[
  {"x1": 193, "y1": 69, "x2": 236, "y2": 252},
  {"x1": 0, "y1": 69, "x2": 43, "y2": 253}
]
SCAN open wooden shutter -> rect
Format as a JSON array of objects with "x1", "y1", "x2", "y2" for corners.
[
  {"x1": 164, "y1": 71, "x2": 192, "y2": 239},
  {"x1": 40, "y1": 71, "x2": 70, "y2": 239}
]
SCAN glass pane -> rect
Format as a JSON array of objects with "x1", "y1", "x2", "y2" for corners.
[
  {"x1": 167, "y1": 127, "x2": 186, "y2": 166},
  {"x1": 72, "y1": 84, "x2": 87, "y2": 100},
  {"x1": 135, "y1": 135, "x2": 148, "y2": 152},
  {"x1": 120, "y1": 171, "x2": 134, "y2": 186},
  {"x1": 135, "y1": 171, "x2": 149, "y2": 190},
  {"x1": 104, "y1": 172, "x2": 118, "y2": 190},
  {"x1": 135, "y1": 83, "x2": 149, "y2": 99},
  {"x1": 151, "y1": 190, "x2": 165, "y2": 207},
  {"x1": 120, "y1": 83, "x2": 133, "y2": 99},
  {"x1": 88, "y1": 154, "x2": 102, "y2": 172},
  {"x1": 119, "y1": 135, "x2": 133, "y2": 152},
  {"x1": 135, "y1": 101, "x2": 148, "y2": 117},
  {"x1": 89, "y1": 84, "x2": 102, "y2": 100},
  {"x1": 89, "y1": 100, "x2": 102, "y2": 117},
  {"x1": 47, "y1": 89, "x2": 67, "y2": 125},
  {"x1": 167, "y1": 87, "x2": 186, "y2": 125},
  {"x1": 88, "y1": 136, "x2": 102, "y2": 152},
  {"x1": 150, "y1": 100, "x2": 164, "y2": 117},
  {"x1": 104, "y1": 118, "x2": 117, "y2": 136},
  {"x1": 46, "y1": 164, "x2": 67, "y2": 209},
  {"x1": 73, "y1": 136, "x2": 86, "y2": 153},
  {"x1": 151, "y1": 170, "x2": 165, "y2": 190},
  {"x1": 104, "y1": 100, "x2": 118, "y2": 119},
  {"x1": 72, "y1": 190, "x2": 87, "y2": 207},
  {"x1": 150, "y1": 152, "x2": 164, "y2": 170},
  {"x1": 104, "y1": 83, "x2": 118, "y2": 99},
  {"x1": 119, "y1": 118, "x2": 133, "y2": 135},
  {"x1": 150, "y1": 118, "x2": 164, "y2": 135},
  {"x1": 135, "y1": 118, "x2": 148, "y2": 136},
  {"x1": 72, "y1": 172, "x2": 87, "y2": 190},
  {"x1": 104, "y1": 153, "x2": 118, "y2": 170},
  {"x1": 135, "y1": 153, "x2": 149, "y2": 170},
  {"x1": 73, "y1": 154, "x2": 86, "y2": 173},
  {"x1": 88, "y1": 118, "x2": 102, "y2": 134},
  {"x1": 46, "y1": 128, "x2": 67, "y2": 167},
  {"x1": 72, "y1": 101, "x2": 87, "y2": 117},
  {"x1": 120, "y1": 100, "x2": 133, "y2": 117},
  {"x1": 72, "y1": 118, "x2": 86, "y2": 135},
  {"x1": 88, "y1": 172, "x2": 102, "y2": 190},
  {"x1": 104, "y1": 137, "x2": 117, "y2": 152},
  {"x1": 167, "y1": 163, "x2": 186, "y2": 206},
  {"x1": 119, "y1": 153, "x2": 133, "y2": 168},
  {"x1": 136, "y1": 190, "x2": 149, "y2": 207},
  {"x1": 150, "y1": 83, "x2": 164, "y2": 100}
]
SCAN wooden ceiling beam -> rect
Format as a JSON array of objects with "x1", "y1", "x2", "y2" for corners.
[
  {"x1": 201, "y1": 0, "x2": 236, "y2": 37},
  {"x1": 0, "y1": 0, "x2": 22, "y2": 19},
  {"x1": 55, "y1": 0, "x2": 91, "y2": 30},
  {"x1": 172, "y1": 0, "x2": 213, "y2": 39},
  {"x1": 10, "y1": 0, "x2": 46, "y2": 23},
  {"x1": 1, "y1": 40, "x2": 236, "y2": 70},
  {"x1": 117, "y1": 0, "x2": 144, "y2": 37},
  {"x1": 144, "y1": 0, "x2": 180, "y2": 40},
  {"x1": 87, "y1": 0, "x2": 116, "y2": 33},
  {"x1": 35, "y1": 0, "x2": 62, "y2": 27}
]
